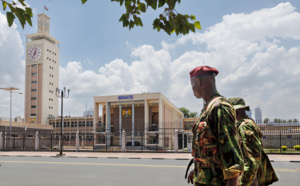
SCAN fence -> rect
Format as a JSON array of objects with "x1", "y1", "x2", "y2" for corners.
[
  {"x1": 0, "y1": 128, "x2": 189, "y2": 152},
  {"x1": 1, "y1": 123, "x2": 299, "y2": 153}
]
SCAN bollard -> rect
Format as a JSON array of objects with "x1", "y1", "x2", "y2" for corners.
[
  {"x1": 121, "y1": 130, "x2": 126, "y2": 152},
  {"x1": 35, "y1": 131, "x2": 39, "y2": 151},
  {"x1": 0, "y1": 132, "x2": 3, "y2": 151},
  {"x1": 75, "y1": 131, "x2": 79, "y2": 152},
  {"x1": 174, "y1": 129, "x2": 178, "y2": 153}
]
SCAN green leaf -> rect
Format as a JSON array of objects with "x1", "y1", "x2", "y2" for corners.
[
  {"x1": 6, "y1": 11, "x2": 15, "y2": 27},
  {"x1": 170, "y1": 0, "x2": 176, "y2": 9},
  {"x1": 3, "y1": 1, "x2": 8, "y2": 11},
  {"x1": 194, "y1": 21, "x2": 201, "y2": 29},
  {"x1": 190, "y1": 15, "x2": 196, "y2": 20},
  {"x1": 25, "y1": 7, "x2": 33, "y2": 17},
  {"x1": 138, "y1": 2, "x2": 146, "y2": 12},
  {"x1": 146, "y1": 0, "x2": 157, "y2": 10},
  {"x1": 81, "y1": 0, "x2": 87, "y2": 4},
  {"x1": 24, "y1": 13, "x2": 32, "y2": 26},
  {"x1": 137, "y1": 17, "x2": 143, "y2": 26},
  {"x1": 188, "y1": 23, "x2": 195, "y2": 32},
  {"x1": 19, "y1": 0, "x2": 26, "y2": 6},
  {"x1": 158, "y1": 0, "x2": 165, "y2": 7}
]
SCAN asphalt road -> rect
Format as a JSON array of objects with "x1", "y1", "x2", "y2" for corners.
[{"x1": 0, "y1": 157, "x2": 299, "y2": 186}]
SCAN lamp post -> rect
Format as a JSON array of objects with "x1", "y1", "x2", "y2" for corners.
[
  {"x1": 0, "y1": 87, "x2": 22, "y2": 150},
  {"x1": 56, "y1": 87, "x2": 70, "y2": 156}
]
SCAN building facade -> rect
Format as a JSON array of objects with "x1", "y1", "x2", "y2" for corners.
[
  {"x1": 93, "y1": 93, "x2": 184, "y2": 149},
  {"x1": 255, "y1": 107, "x2": 262, "y2": 124},
  {"x1": 24, "y1": 13, "x2": 59, "y2": 125}
]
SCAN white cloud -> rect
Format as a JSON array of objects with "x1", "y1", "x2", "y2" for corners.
[{"x1": 0, "y1": 12, "x2": 24, "y2": 118}]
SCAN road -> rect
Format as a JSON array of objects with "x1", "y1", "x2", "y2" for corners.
[{"x1": 0, "y1": 157, "x2": 299, "y2": 186}]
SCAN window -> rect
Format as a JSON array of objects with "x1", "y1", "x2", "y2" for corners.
[
  {"x1": 11, "y1": 134, "x2": 19, "y2": 138},
  {"x1": 31, "y1": 114, "x2": 36, "y2": 116},
  {"x1": 27, "y1": 134, "x2": 34, "y2": 138},
  {"x1": 32, "y1": 72, "x2": 37, "y2": 75},
  {"x1": 287, "y1": 135, "x2": 292, "y2": 139},
  {"x1": 31, "y1": 89, "x2": 37, "y2": 92},
  {"x1": 263, "y1": 135, "x2": 267, "y2": 139},
  {"x1": 32, "y1": 64, "x2": 37, "y2": 68},
  {"x1": 31, "y1": 105, "x2": 36, "y2": 108},
  {"x1": 32, "y1": 81, "x2": 37, "y2": 84},
  {"x1": 31, "y1": 97, "x2": 37, "y2": 100}
]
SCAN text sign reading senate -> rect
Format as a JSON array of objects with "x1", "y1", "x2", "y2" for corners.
[{"x1": 118, "y1": 95, "x2": 133, "y2": 100}]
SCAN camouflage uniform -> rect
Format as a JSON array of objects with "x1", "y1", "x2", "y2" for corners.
[
  {"x1": 192, "y1": 93, "x2": 244, "y2": 185},
  {"x1": 237, "y1": 116, "x2": 278, "y2": 186}
]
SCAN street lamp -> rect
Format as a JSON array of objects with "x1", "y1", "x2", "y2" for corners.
[
  {"x1": 56, "y1": 87, "x2": 70, "y2": 156},
  {"x1": 0, "y1": 87, "x2": 22, "y2": 150}
]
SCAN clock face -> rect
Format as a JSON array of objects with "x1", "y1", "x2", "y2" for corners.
[{"x1": 28, "y1": 46, "x2": 42, "y2": 61}]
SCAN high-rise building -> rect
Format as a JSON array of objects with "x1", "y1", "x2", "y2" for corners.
[
  {"x1": 24, "y1": 14, "x2": 59, "y2": 125},
  {"x1": 255, "y1": 107, "x2": 262, "y2": 124}
]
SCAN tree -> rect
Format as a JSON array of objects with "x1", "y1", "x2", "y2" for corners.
[
  {"x1": 189, "y1": 112, "x2": 197, "y2": 118},
  {"x1": 288, "y1": 119, "x2": 293, "y2": 123},
  {"x1": 179, "y1": 107, "x2": 197, "y2": 118},
  {"x1": 179, "y1": 107, "x2": 190, "y2": 118},
  {"x1": 263, "y1": 118, "x2": 269, "y2": 123},
  {"x1": 1, "y1": 0, "x2": 201, "y2": 35},
  {"x1": 293, "y1": 119, "x2": 298, "y2": 123}
]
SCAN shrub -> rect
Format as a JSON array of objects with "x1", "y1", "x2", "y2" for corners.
[
  {"x1": 281, "y1": 146, "x2": 288, "y2": 151},
  {"x1": 293, "y1": 145, "x2": 300, "y2": 151}
]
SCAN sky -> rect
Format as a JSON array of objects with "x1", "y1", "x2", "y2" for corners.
[{"x1": 1, "y1": 0, "x2": 300, "y2": 121}]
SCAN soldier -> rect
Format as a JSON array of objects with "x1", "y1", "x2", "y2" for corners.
[
  {"x1": 228, "y1": 97, "x2": 278, "y2": 186},
  {"x1": 186, "y1": 66, "x2": 244, "y2": 186}
]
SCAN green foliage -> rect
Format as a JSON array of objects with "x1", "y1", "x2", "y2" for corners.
[
  {"x1": 294, "y1": 145, "x2": 300, "y2": 151},
  {"x1": 112, "y1": 0, "x2": 201, "y2": 35},
  {"x1": 1, "y1": 0, "x2": 32, "y2": 28},
  {"x1": 263, "y1": 118, "x2": 269, "y2": 123},
  {"x1": 1, "y1": 0, "x2": 201, "y2": 35},
  {"x1": 179, "y1": 107, "x2": 197, "y2": 118}
]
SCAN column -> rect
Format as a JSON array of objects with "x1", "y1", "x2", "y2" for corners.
[
  {"x1": 0, "y1": 132, "x2": 3, "y2": 151},
  {"x1": 158, "y1": 98, "x2": 164, "y2": 147},
  {"x1": 35, "y1": 131, "x2": 39, "y2": 151},
  {"x1": 119, "y1": 104, "x2": 122, "y2": 146},
  {"x1": 76, "y1": 130, "x2": 79, "y2": 152},
  {"x1": 132, "y1": 103, "x2": 135, "y2": 146},
  {"x1": 144, "y1": 100, "x2": 149, "y2": 146},
  {"x1": 106, "y1": 102, "x2": 111, "y2": 146}
]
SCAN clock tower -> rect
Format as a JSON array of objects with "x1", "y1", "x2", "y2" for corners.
[{"x1": 25, "y1": 13, "x2": 59, "y2": 125}]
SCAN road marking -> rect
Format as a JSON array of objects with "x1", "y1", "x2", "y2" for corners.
[
  {"x1": 1, "y1": 161, "x2": 300, "y2": 172},
  {"x1": 274, "y1": 168, "x2": 300, "y2": 173},
  {"x1": 0, "y1": 160, "x2": 185, "y2": 168}
]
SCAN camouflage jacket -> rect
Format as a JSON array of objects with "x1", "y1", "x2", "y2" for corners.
[
  {"x1": 192, "y1": 93, "x2": 244, "y2": 185},
  {"x1": 237, "y1": 116, "x2": 278, "y2": 186}
]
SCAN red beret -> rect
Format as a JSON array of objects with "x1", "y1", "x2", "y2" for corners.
[{"x1": 190, "y1": 66, "x2": 219, "y2": 80}]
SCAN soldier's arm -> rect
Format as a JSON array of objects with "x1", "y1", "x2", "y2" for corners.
[
  {"x1": 213, "y1": 106, "x2": 244, "y2": 181},
  {"x1": 239, "y1": 123, "x2": 262, "y2": 185}
]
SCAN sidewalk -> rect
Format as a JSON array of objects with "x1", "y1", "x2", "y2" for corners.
[{"x1": 1, "y1": 151, "x2": 300, "y2": 162}]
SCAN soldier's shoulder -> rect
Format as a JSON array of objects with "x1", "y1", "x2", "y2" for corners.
[{"x1": 211, "y1": 96, "x2": 233, "y2": 109}]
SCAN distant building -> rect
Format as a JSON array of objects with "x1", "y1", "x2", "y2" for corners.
[
  {"x1": 83, "y1": 109, "x2": 94, "y2": 117},
  {"x1": 246, "y1": 109, "x2": 252, "y2": 119},
  {"x1": 255, "y1": 107, "x2": 262, "y2": 124},
  {"x1": 24, "y1": 13, "x2": 60, "y2": 125}
]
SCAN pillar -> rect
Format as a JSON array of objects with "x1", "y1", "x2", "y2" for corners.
[
  {"x1": 119, "y1": 104, "x2": 122, "y2": 146},
  {"x1": 0, "y1": 132, "x2": 3, "y2": 151},
  {"x1": 106, "y1": 102, "x2": 111, "y2": 146},
  {"x1": 132, "y1": 103, "x2": 135, "y2": 146},
  {"x1": 35, "y1": 131, "x2": 39, "y2": 151},
  {"x1": 121, "y1": 130, "x2": 126, "y2": 152},
  {"x1": 76, "y1": 130, "x2": 79, "y2": 152},
  {"x1": 174, "y1": 129, "x2": 178, "y2": 153},
  {"x1": 158, "y1": 97, "x2": 164, "y2": 147},
  {"x1": 144, "y1": 100, "x2": 149, "y2": 146}
]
